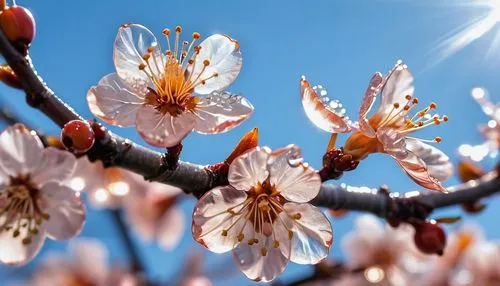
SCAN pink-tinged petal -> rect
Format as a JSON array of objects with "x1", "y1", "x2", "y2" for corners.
[
  {"x1": 374, "y1": 61, "x2": 414, "y2": 125},
  {"x1": 69, "y1": 239, "x2": 110, "y2": 282},
  {"x1": 192, "y1": 186, "x2": 248, "y2": 253},
  {"x1": 41, "y1": 183, "x2": 86, "y2": 240},
  {"x1": 280, "y1": 203, "x2": 332, "y2": 264},
  {"x1": 157, "y1": 207, "x2": 185, "y2": 250},
  {"x1": 113, "y1": 24, "x2": 163, "y2": 94},
  {"x1": 0, "y1": 224, "x2": 45, "y2": 266},
  {"x1": 232, "y1": 231, "x2": 289, "y2": 282},
  {"x1": 0, "y1": 124, "x2": 44, "y2": 177},
  {"x1": 300, "y1": 76, "x2": 350, "y2": 133},
  {"x1": 188, "y1": 34, "x2": 242, "y2": 95},
  {"x1": 32, "y1": 147, "x2": 77, "y2": 187},
  {"x1": 268, "y1": 145, "x2": 321, "y2": 203},
  {"x1": 405, "y1": 138, "x2": 453, "y2": 181},
  {"x1": 135, "y1": 105, "x2": 196, "y2": 147},
  {"x1": 87, "y1": 73, "x2": 145, "y2": 127},
  {"x1": 192, "y1": 92, "x2": 253, "y2": 134},
  {"x1": 228, "y1": 147, "x2": 270, "y2": 191},
  {"x1": 358, "y1": 72, "x2": 383, "y2": 138}
]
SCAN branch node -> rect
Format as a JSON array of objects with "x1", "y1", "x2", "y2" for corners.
[{"x1": 319, "y1": 147, "x2": 359, "y2": 182}]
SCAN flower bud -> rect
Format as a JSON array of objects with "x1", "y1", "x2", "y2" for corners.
[
  {"x1": 414, "y1": 221, "x2": 446, "y2": 255},
  {"x1": 61, "y1": 120, "x2": 95, "y2": 154},
  {"x1": 0, "y1": 5, "x2": 36, "y2": 48},
  {"x1": 0, "y1": 64, "x2": 21, "y2": 89}
]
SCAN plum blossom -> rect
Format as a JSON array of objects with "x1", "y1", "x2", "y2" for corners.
[
  {"x1": 301, "y1": 61, "x2": 453, "y2": 191},
  {"x1": 124, "y1": 180, "x2": 185, "y2": 250},
  {"x1": 87, "y1": 24, "x2": 253, "y2": 148},
  {"x1": 192, "y1": 145, "x2": 332, "y2": 282},
  {"x1": 28, "y1": 238, "x2": 139, "y2": 286},
  {"x1": 451, "y1": 241, "x2": 500, "y2": 286},
  {"x1": 0, "y1": 124, "x2": 85, "y2": 266},
  {"x1": 342, "y1": 215, "x2": 429, "y2": 285}
]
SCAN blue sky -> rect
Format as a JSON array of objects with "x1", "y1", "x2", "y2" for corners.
[{"x1": 1, "y1": 0, "x2": 500, "y2": 284}]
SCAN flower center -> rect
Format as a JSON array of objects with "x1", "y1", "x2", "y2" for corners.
[
  {"x1": 138, "y1": 26, "x2": 219, "y2": 116},
  {"x1": 0, "y1": 176, "x2": 49, "y2": 244}
]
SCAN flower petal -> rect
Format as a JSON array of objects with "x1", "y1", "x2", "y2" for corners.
[
  {"x1": 228, "y1": 147, "x2": 270, "y2": 191},
  {"x1": 268, "y1": 145, "x2": 321, "y2": 203},
  {"x1": 280, "y1": 203, "x2": 332, "y2": 264},
  {"x1": 374, "y1": 61, "x2": 414, "y2": 125},
  {"x1": 113, "y1": 23, "x2": 163, "y2": 94},
  {"x1": 192, "y1": 186, "x2": 248, "y2": 253},
  {"x1": 0, "y1": 124, "x2": 44, "y2": 177},
  {"x1": 358, "y1": 72, "x2": 383, "y2": 138},
  {"x1": 69, "y1": 239, "x2": 110, "y2": 282},
  {"x1": 232, "y1": 232, "x2": 289, "y2": 282},
  {"x1": 188, "y1": 34, "x2": 242, "y2": 95},
  {"x1": 300, "y1": 76, "x2": 351, "y2": 133},
  {"x1": 135, "y1": 105, "x2": 196, "y2": 147},
  {"x1": 32, "y1": 147, "x2": 77, "y2": 187},
  {"x1": 157, "y1": 206, "x2": 185, "y2": 250},
  {"x1": 87, "y1": 73, "x2": 145, "y2": 127},
  {"x1": 41, "y1": 183, "x2": 86, "y2": 240},
  {"x1": 192, "y1": 91, "x2": 253, "y2": 134},
  {"x1": 0, "y1": 224, "x2": 45, "y2": 266},
  {"x1": 405, "y1": 138, "x2": 453, "y2": 181}
]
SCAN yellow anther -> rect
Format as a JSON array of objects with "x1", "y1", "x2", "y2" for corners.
[
  {"x1": 403, "y1": 105, "x2": 410, "y2": 111},
  {"x1": 147, "y1": 46, "x2": 154, "y2": 53},
  {"x1": 393, "y1": 103, "x2": 400, "y2": 109},
  {"x1": 183, "y1": 40, "x2": 189, "y2": 46},
  {"x1": 162, "y1": 28, "x2": 171, "y2": 36},
  {"x1": 22, "y1": 237, "x2": 31, "y2": 245},
  {"x1": 434, "y1": 137, "x2": 442, "y2": 143},
  {"x1": 261, "y1": 247, "x2": 268, "y2": 257},
  {"x1": 31, "y1": 228, "x2": 38, "y2": 234},
  {"x1": 213, "y1": 72, "x2": 219, "y2": 77},
  {"x1": 201, "y1": 80, "x2": 206, "y2": 85},
  {"x1": 192, "y1": 32, "x2": 200, "y2": 39},
  {"x1": 418, "y1": 121, "x2": 424, "y2": 127},
  {"x1": 142, "y1": 54, "x2": 151, "y2": 61},
  {"x1": 221, "y1": 230, "x2": 228, "y2": 236},
  {"x1": 405, "y1": 95, "x2": 412, "y2": 100},
  {"x1": 429, "y1": 102, "x2": 437, "y2": 109},
  {"x1": 203, "y1": 59, "x2": 210, "y2": 66},
  {"x1": 418, "y1": 111, "x2": 426, "y2": 117},
  {"x1": 188, "y1": 59, "x2": 194, "y2": 65},
  {"x1": 443, "y1": 115, "x2": 449, "y2": 122},
  {"x1": 273, "y1": 240, "x2": 280, "y2": 248},
  {"x1": 166, "y1": 50, "x2": 172, "y2": 56},
  {"x1": 293, "y1": 213, "x2": 302, "y2": 220},
  {"x1": 254, "y1": 238, "x2": 259, "y2": 244},
  {"x1": 194, "y1": 46, "x2": 201, "y2": 53},
  {"x1": 13, "y1": 230, "x2": 20, "y2": 238},
  {"x1": 412, "y1": 98, "x2": 419, "y2": 104},
  {"x1": 288, "y1": 230, "x2": 293, "y2": 240},
  {"x1": 248, "y1": 239, "x2": 254, "y2": 245},
  {"x1": 175, "y1": 26, "x2": 182, "y2": 33},
  {"x1": 238, "y1": 233, "x2": 244, "y2": 242},
  {"x1": 138, "y1": 63, "x2": 146, "y2": 70}
]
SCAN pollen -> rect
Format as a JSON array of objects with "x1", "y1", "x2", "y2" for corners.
[
  {"x1": 221, "y1": 230, "x2": 228, "y2": 236},
  {"x1": 238, "y1": 233, "x2": 244, "y2": 242},
  {"x1": 412, "y1": 98, "x2": 419, "y2": 104},
  {"x1": 404, "y1": 105, "x2": 410, "y2": 111},
  {"x1": 175, "y1": 26, "x2": 182, "y2": 32},
  {"x1": 405, "y1": 95, "x2": 412, "y2": 100},
  {"x1": 288, "y1": 230, "x2": 294, "y2": 240},
  {"x1": 293, "y1": 213, "x2": 302, "y2": 220},
  {"x1": 434, "y1": 137, "x2": 442, "y2": 143},
  {"x1": 162, "y1": 28, "x2": 170, "y2": 35},
  {"x1": 393, "y1": 103, "x2": 400, "y2": 109},
  {"x1": 261, "y1": 247, "x2": 268, "y2": 257},
  {"x1": 203, "y1": 59, "x2": 210, "y2": 66},
  {"x1": 429, "y1": 102, "x2": 437, "y2": 109},
  {"x1": 273, "y1": 240, "x2": 280, "y2": 248},
  {"x1": 138, "y1": 63, "x2": 146, "y2": 70},
  {"x1": 147, "y1": 46, "x2": 154, "y2": 53},
  {"x1": 192, "y1": 32, "x2": 200, "y2": 39},
  {"x1": 443, "y1": 115, "x2": 449, "y2": 122}
]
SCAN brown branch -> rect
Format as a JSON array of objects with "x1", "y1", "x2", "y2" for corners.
[{"x1": 0, "y1": 26, "x2": 498, "y2": 220}]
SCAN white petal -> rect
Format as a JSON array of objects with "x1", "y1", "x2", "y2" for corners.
[
  {"x1": 374, "y1": 62, "x2": 414, "y2": 125},
  {"x1": 192, "y1": 186, "x2": 248, "y2": 253},
  {"x1": 232, "y1": 232, "x2": 289, "y2": 282},
  {"x1": 157, "y1": 207, "x2": 185, "y2": 250},
  {"x1": 0, "y1": 124, "x2": 44, "y2": 177},
  {"x1": 300, "y1": 77, "x2": 351, "y2": 133},
  {"x1": 135, "y1": 105, "x2": 196, "y2": 147},
  {"x1": 114, "y1": 24, "x2": 163, "y2": 95},
  {"x1": 228, "y1": 147, "x2": 270, "y2": 191},
  {"x1": 358, "y1": 72, "x2": 383, "y2": 138},
  {"x1": 69, "y1": 239, "x2": 109, "y2": 282},
  {"x1": 269, "y1": 145, "x2": 321, "y2": 203},
  {"x1": 192, "y1": 91, "x2": 253, "y2": 134},
  {"x1": 0, "y1": 224, "x2": 45, "y2": 266},
  {"x1": 405, "y1": 138, "x2": 453, "y2": 181},
  {"x1": 188, "y1": 34, "x2": 242, "y2": 95},
  {"x1": 32, "y1": 148, "x2": 77, "y2": 187},
  {"x1": 281, "y1": 203, "x2": 332, "y2": 264},
  {"x1": 41, "y1": 183, "x2": 86, "y2": 240},
  {"x1": 87, "y1": 73, "x2": 145, "y2": 127}
]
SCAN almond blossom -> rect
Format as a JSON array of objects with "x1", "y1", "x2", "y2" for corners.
[
  {"x1": 342, "y1": 215, "x2": 430, "y2": 285},
  {"x1": 0, "y1": 124, "x2": 85, "y2": 266},
  {"x1": 301, "y1": 61, "x2": 453, "y2": 191},
  {"x1": 28, "y1": 238, "x2": 139, "y2": 286},
  {"x1": 192, "y1": 145, "x2": 332, "y2": 282},
  {"x1": 87, "y1": 24, "x2": 253, "y2": 148},
  {"x1": 124, "y1": 180, "x2": 185, "y2": 251}
]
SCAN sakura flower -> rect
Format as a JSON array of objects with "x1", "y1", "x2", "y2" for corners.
[
  {"x1": 192, "y1": 145, "x2": 332, "y2": 282},
  {"x1": 0, "y1": 124, "x2": 85, "y2": 266},
  {"x1": 342, "y1": 215, "x2": 429, "y2": 285},
  {"x1": 29, "y1": 238, "x2": 138, "y2": 286},
  {"x1": 87, "y1": 24, "x2": 253, "y2": 148},
  {"x1": 124, "y1": 179, "x2": 185, "y2": 251},
  {"x1": 451, "y1": 241, "x2": 500, "y2": 286},
  {"x1": 301, "y1": 61, "x2": 453, "y2": 191},
  {"x1": 68, "y1": 156, "x2": 133, "y2": 209}
]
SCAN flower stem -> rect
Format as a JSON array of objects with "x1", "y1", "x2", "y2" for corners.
[{"x1": 110, "y1": 209, "x2": 145, "y2": 274}]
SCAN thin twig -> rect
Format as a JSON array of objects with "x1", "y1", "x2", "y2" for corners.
[{"x1": 110, "y1": 209, "x2": 145, "y2": 274}]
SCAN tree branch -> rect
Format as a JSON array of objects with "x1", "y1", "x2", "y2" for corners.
[{"x1": 0, "y1": 27, "x2": 498, "y2": 220}]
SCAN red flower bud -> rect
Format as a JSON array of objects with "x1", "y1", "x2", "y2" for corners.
[
  {"x1": 0, "y1": 64, "x2": 21, "y2": 89},
  {"x1": 414, "y1": 221, "x2": 446, "y2": 255},
  {"x1": 61, "y1": 120, "x2": 95, "y2": 154},
  {"x1": 0, "y1": 5, "x2": 36, "y2": 47}
]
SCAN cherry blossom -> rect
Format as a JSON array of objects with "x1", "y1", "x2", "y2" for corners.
[
  {"x1": 0, "y1": 124, "x2": 85, "y2": 266},
  {"x1": 192, "y1": 145, "x2": 332, "y2": 282},
  {"x1": 342, "y1": 215, "x2": 429, "y2": 285},
  {"x1": 28, "y1": 238, "x2": 139, "y2": 286},
  {"x1": 87, "y1": 24, "x2": 253, "y2": 148},
  {"x1": 301, "y1": 61, "x2": 453, "y2": 191},
  {"x1": 124, "y1": 180, "x2": 185, "y2": 251}
]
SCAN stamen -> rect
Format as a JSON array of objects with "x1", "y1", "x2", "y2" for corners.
[
  {"x1": 174, "y1": 26, "x2": 182, "y2": 61},
  {"x1": 261, "y1": 246, "x2": 268, "y2": 256}
]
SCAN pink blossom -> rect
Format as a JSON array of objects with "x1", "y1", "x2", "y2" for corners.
[
  {"x1": 192, "y1": 145, "x2": 332, "y2": 282},
  {"x1": 87, "y1": 24, "x2": 253, "y2": 148},
  {"x1": 451, "y1": 241, "x2": 500, "y2": 286},
  {"x1": 301, "y1": 61, "x2": 453, "y2": 191},
  {"x1": 0, "y1": 124, "x2": 85, "y2": 266}
]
